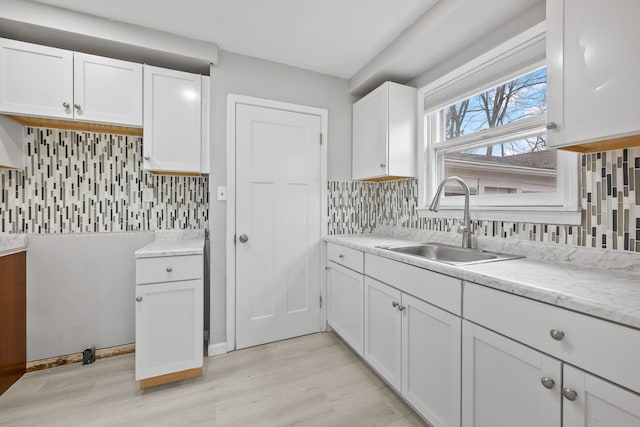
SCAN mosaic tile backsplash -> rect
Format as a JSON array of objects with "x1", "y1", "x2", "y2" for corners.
[
  {"x1": 0, "y1": 127, "x2": 209, "y2": 233},
  {"x1": 328, "y1": 147, "x2": 640, "y2": 253}
]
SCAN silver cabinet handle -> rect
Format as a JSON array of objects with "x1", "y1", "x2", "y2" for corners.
[
  {"x1": 143, "y1": 156, "x2": 150, "y2": 160},
  {"x1": 546, "y1": 122, "x2": 558, "y2": 130},
  {"x1": 562, "y1": 388, "x2": 578, "y2": 401},
  {"x1": 136, "y1": 296, "x2": 142, "y2": 302},
  {"x1": 392, "y1": 301, "x2": 399, "y2": 308},
  {"x1": 398, "y1": 305, "x2": 406, "y2": 311},
  {"x1": 239, "y1": 234, "x2": 249, "y2": 243},
  {"x1": 380, "y1": 163, "x2": 386, "y2": 168},
  {"x1": 338, "y1": 254, "x2": 345, "y2": 259},
  {"x1": 166, "y1": 267, "x2": 173, "y2": 272},
  {"x1": 62, "y1": 102, "x2": 70, "y2": 109},
  {"x1": 74, "y1": 103, "x2": 82, "y2": 111},
  {"x1": 550, "y1": 329, "x2": 565, "y2": 341},
  {"x1": 540, "y1": 377, "x2": 555, "y2": 389}
]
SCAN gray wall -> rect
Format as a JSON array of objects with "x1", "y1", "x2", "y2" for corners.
[
  {"x1": 208, "y1": 51, "x2": 353, "y2": 345},
  {"x1": 26, "y1": 232, "x2": 154, "y2": 360}
]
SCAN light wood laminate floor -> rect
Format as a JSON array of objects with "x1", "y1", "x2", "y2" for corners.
[{"x1": 0, "y1": 332, "x2": 428, "y2": 426}]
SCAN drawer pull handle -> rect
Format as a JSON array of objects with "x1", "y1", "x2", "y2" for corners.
[
  {"x1": 338, "y1": 254, "x2": 345, "y2": 259},
  {"x1": 392, "y1": 301, "x2": 399, "y2": 308},
  {"x1": 540, "y1": 377, "x2": 555, "y2": 389},
  {"x1": 398, "y1": 305, "x2": 406, "y2": 312},
  {"x1": 166, "y1": 267, "x2": 173, "y2": 272},
  {"x1": 549, "y1": 329, "x2": 565, "y2": 341},
  {"x1": 562, "y1": 388, "x2": 578, "y2": 401},
  {"x1": 136, "y1": 296, "x2": 142, "y2": 302}
]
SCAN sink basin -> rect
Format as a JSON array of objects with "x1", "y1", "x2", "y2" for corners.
[{"x1": 375, "y1": 242, "x2": 523, "y2": 266}]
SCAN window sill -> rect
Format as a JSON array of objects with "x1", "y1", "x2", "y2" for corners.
[{"x1": 416, "y1": 207, "x2": 582, "y2": 225}]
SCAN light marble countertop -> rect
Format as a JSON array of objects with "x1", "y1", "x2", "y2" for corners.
[
  {"x1": 135, "y1": 229, "x2": 206, "y2": 258},
  {"x1": 326, "y1": 227, "x2": 640, "y2": 330},
  {"x1": 0, "y1": 233, "x2": 27, "y2": 257}
]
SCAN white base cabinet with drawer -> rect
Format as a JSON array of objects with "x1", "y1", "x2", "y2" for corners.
[
  {"x1": 326, "y1": 261, "x2": 364, "y2": 356},
  {"x1": 135, "y1": 254, "x2": 203, "y2": 389}
]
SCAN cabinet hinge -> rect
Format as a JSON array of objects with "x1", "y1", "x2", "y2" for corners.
[
  {"x1": 319, "y1": 295, "x2": 323, "y2": 308},
  {"x1": 320, "y1": 133, "x2": 323, "y2": 145},
  {"x1": 233, "y1": 234, "x2": 236, "y2": 245}
]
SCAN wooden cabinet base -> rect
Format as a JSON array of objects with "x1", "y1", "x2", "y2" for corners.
[
  {"x1": 139, "y1": 367, "x2": 202, "y2": 389},
  {"x1": 0, "y1": 252, "x2": 26, "y2": 396}
]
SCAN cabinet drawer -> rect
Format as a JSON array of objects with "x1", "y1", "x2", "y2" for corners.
[
  {"x1": 136, "y1": 255, "x2": 203, "y2": 285},
  {"x1": 365, "y1": 253, "x2": 461, "y2": 315},
  {"x1": 464, "y1": 282, "x2": 640, "y2": 394},
  {"x1": 327, "y1": 243, "x2": 364, "y2": 273}
]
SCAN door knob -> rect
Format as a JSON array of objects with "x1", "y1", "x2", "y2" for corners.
[{"x1": 239, "y1": 234, "x2": 249, "y2": 243}]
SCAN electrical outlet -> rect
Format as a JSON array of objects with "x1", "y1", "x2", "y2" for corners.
[{"x1": 217, "y1": 186, "x2": 227, "y2": 201}]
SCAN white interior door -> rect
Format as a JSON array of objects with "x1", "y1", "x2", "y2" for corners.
[{"x1": 235, "y1": 103, "x2": 322, "y2": 349}]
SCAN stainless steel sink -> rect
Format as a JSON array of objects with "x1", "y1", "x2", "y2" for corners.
[{"x1": 375, "y1": 242, "x2": 523, "y2": 266}]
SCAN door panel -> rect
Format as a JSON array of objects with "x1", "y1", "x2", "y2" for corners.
[
  {"x1": 235, "y1": 103, "x2": 321, "y2": 349},
  {"x1": 364, "y1": 276, "x2": 402, "y2": 391},
  {"x1": 327, "y1": 261, "x2": 364, "y2": 356},
  {"x1": 563, "y1": 364, "x2": 640, "y2": 427},
  {"x1": 462, "y1": 321, "x2": 561, "y2": 427}
]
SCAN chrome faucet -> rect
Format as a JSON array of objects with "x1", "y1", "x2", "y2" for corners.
[{"x1": 429, "y1": 176, "x2": 473, "y2": 249}]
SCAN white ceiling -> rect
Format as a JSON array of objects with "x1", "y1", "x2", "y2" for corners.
[{"x1": 29, "y1": 0, "x2": 439, "y2": 79}]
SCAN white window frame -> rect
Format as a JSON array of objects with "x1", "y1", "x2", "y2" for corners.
[{"x1": 417, "y1": 23, "x2": 581, "y2": 225}]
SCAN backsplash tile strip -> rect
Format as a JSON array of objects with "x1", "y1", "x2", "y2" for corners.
[
  {"x1": 0, "y1": 127, "x2": 208, "y2": 233},
  {"x1": 328, "y1": 147, "x2": 640, "y2": 253}
]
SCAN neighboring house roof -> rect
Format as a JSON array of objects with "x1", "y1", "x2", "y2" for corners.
[{"x1": 447, "y1": 150, "x2": 557, "y2": 170}]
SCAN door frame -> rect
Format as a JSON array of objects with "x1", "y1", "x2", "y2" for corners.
[{"x1": 226, "y1": 94, "x2": 328, "y2": 352}]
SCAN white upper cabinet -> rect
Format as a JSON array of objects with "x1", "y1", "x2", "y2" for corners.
[
  {"x1": 0, "y1": 38, "x2": 73, "y2": 119},
  {"x1": 352, "y1": 81, "x2": 416, "y2": 180},
  {"x1": 144, "y1": 65, "x2": 205, "y2": 174},
  {"x1": 546, "y1": 0, "x2": 640, "y2": 148},
  {"x1": 73, "y1": 53, "x2": 142, "y2": 126},
  {"x1": 0, "y1": 38, "x2": 143, "y2": 127}
]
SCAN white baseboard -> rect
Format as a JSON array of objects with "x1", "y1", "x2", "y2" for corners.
[{"x1": 208, "y1": 342, "x2": 227, "y2": 357}]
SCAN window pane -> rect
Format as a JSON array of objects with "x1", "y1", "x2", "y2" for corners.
[
  {"x1": 442, "y1": 133, "x2": 557, "y2": 196},
  {"x1": 443, "y1": 68, "x2": 546, "y2": 141}
]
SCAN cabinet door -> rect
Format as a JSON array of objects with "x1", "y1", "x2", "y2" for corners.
[
  {"x1": 73, "y1": 53, "x2": 142, "y2": 126},
  {"x1": 352, "y1": 83, "x2": 388, "y2": 180},
  {"x1": 462, "y1": 321, "x2": 561, "y2": 427},
  {"x1": 135, "y1": 279, "x2": 203, "y2": 380},
  {"x1": 547, "y1": 0, "x2": 640, "y2": 147},
  {"x1": 0, "y1": 38, "x2": 73, "y2": 119},
  {"x1": 563, "y1": 365, "x2": 640, "y2": 427},
  {"x1": 364, "y1": 276, "x2": 402, "y2": 391},
  {"x1": 327, "y1": 261, "x2": 364, "y2": 356},
  {"x1": 143, "y1": 65, "x2": 202, "y2": 173},
  {"x1": 402, "y1": 293, "x2": 461, "y2": 427}
]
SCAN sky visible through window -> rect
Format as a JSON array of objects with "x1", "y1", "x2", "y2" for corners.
[{"x1": 442, "y1": 68, "x2": 547, "y2": 157}]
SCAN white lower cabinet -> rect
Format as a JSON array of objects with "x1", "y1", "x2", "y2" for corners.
[
  {"x1": 563, "y1": 365, "x2": 640, "y2": 427},
  {"x1": 326, "y1": 261, "x2": 364, "y2": 356},
  {"x1": 135, "y1": 279, "x2": 203, "y2": 381},
  {"x1": 363, "y1": 275, "x2": 461, "y2": 426},
  {"x1": 462, "y1": 320, "x2": 562, "y2": 427},
  {"x1": 402, "y1": 293, "x2": 461, "y2": 427},
  {"x1": 135, "y1": 253, "x2": 203, "y2": 388},
  {"x1": 364, "y1": 277, "x2": 402, "y2": 391}
]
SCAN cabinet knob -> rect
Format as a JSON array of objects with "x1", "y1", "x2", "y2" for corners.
[
  {"x1": 74, "y1": 103, "x2": 82, "y2": 111},
  {"x1": 546, "y1": 122, "x2": 558, "y2": 130},
  {"x1": 540, "y1": 377, "x2": 555, "y2": 389},
  {"x1": 380, "y1": 163, "x2": 386, "y2": 168},
  {"x1": 549, "y1": 329, "x2": 565, "y2": 341},
  {"x1": 143, "y1": 156, "x2": 150, "y2": 161},
  {"x1": 562, "y1": 388, "x2": 578, "y2": 401},
  {"x1": 239, "y1": 234, "x2": 249, "y2": 243},
  {"x1": 136, "y1": 296, "x2": 142, "y2": 302},
  {"x1": 166, "y1": 267, "x2": 173, "y2": 272},
  {"x1": 62, "y1": 102, "x2": 70, "y2": 109},
  {"x1": 392, "y1": 301, "x2": 399, "y2": 308},
  {"x1": 398, "y1": 305, "x2": 406, "y2": 311},
  {"x1": 338, "y1": 254, "x2": 345, "y2": 259}
]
